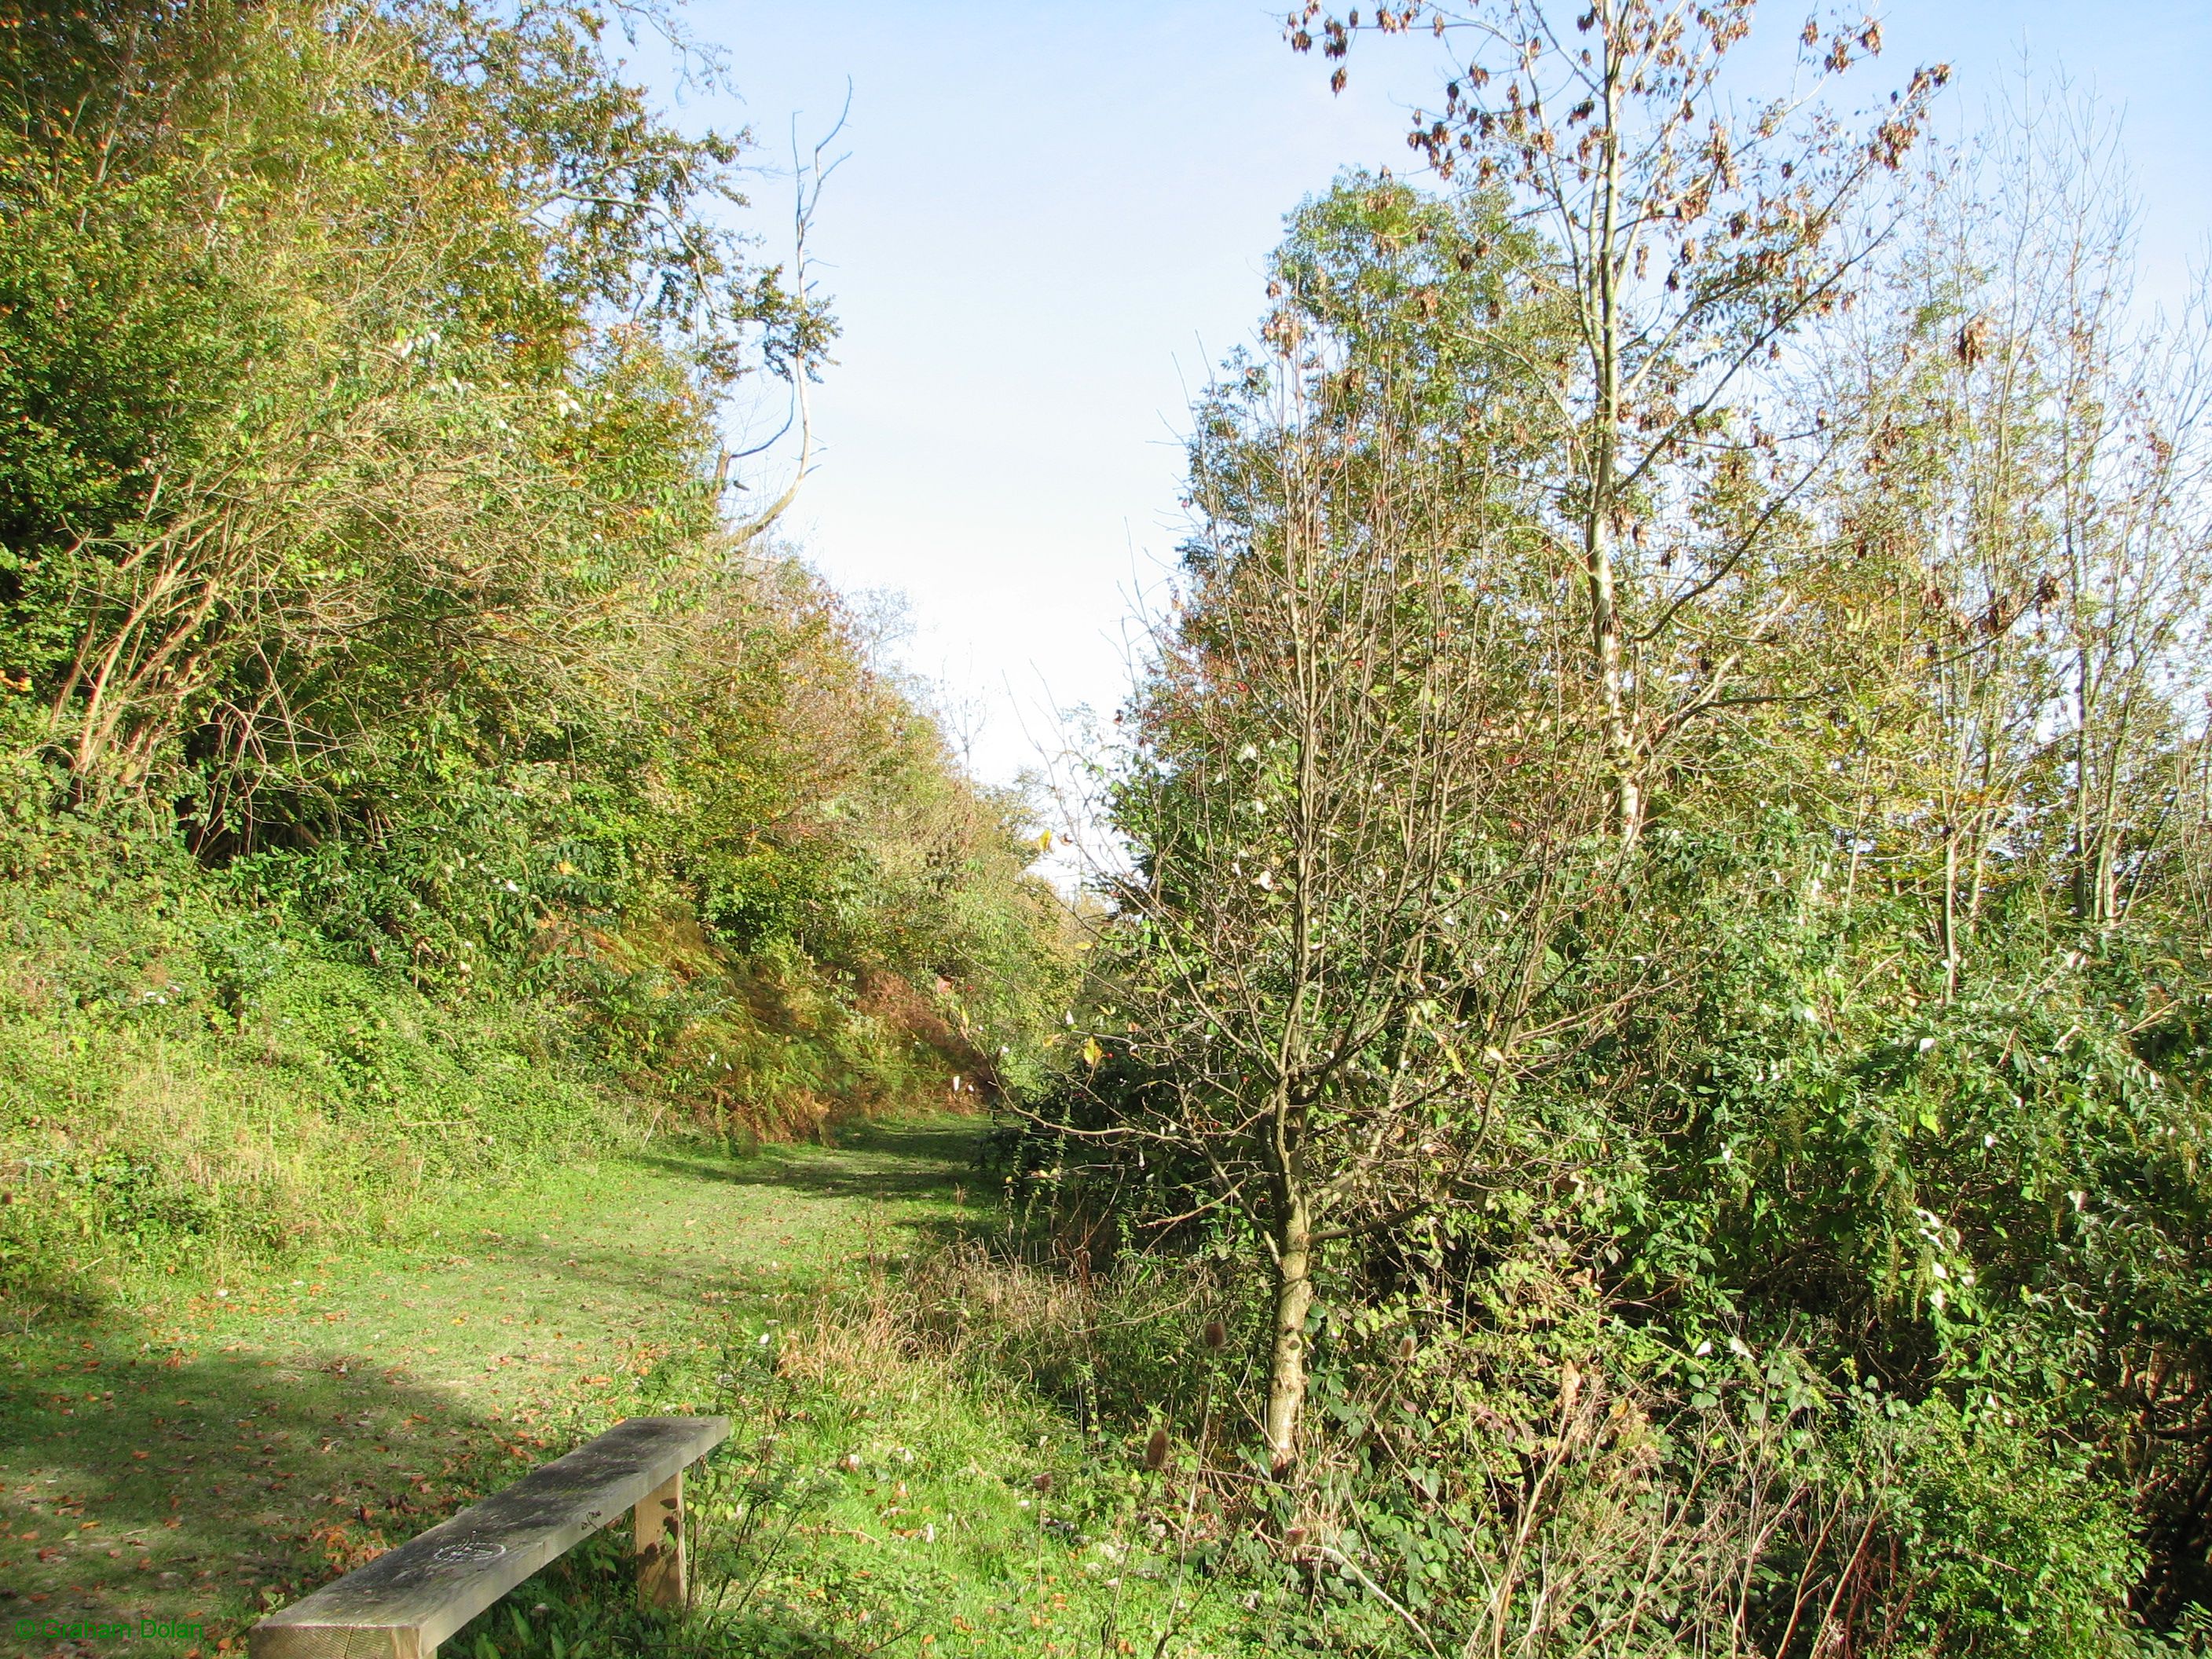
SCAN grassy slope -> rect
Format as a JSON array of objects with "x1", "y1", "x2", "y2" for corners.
[{"x1": 0, "y1": 1119, "x2": 1258, "y2": 1659}]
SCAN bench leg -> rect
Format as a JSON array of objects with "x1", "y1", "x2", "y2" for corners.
[{"x1": 634, "y1": 1467, "x2": 686, "y2": 1609}]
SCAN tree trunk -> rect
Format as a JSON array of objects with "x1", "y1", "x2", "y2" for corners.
[
  {"x1": 1941, "y1": 826, "x2": 1959, "y2": 1002},
  {"x1": 1586, "y1": 525, "x2": 1643, "y2": 851},
  {"x1": 1263, "y1": 1197, "x2": 1315, "y2": 1475},
  {"x1": 1585, "y1": 60, "x2": 1643, "y2": 855}
]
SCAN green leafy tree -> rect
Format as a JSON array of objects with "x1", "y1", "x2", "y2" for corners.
[
  {"x1": 1086, "y1": 180, "x2": 1612, "y2": 1472},
  {"x1": 0, "y1": 0, "x2": 827, "y2": 838}
]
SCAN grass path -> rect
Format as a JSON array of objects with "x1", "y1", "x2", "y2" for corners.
[{"x1": 0, "y1": 1118, "x2": 999, "y2": 1656}]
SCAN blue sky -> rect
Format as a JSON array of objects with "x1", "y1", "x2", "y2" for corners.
[{"x1": 650, "y1": 1, "x2": 2212, "y2": 790}]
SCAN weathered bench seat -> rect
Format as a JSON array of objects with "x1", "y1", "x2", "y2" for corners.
[{"x1": 251, "y1": 1414, "x2": 730, "y2": 1659}]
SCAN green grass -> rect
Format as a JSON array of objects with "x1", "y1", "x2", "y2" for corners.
[{"x1": 0, "y1": 1119, "x2": 1269, "y2": 1658}]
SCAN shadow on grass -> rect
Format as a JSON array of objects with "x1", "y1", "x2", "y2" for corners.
[
  {"x1": 630, "y1": 1115, "x2": 990, "y2": 1203},
  {"x1": 0, "y1": 1335, "x2": 837, "y2": 1658},
  {"x1": 0, "y1": 1114, "x2": 995, "y2": 1654},
  {"x1": 0, "y1": 1321, "x2": 523, "y2": 1650},
  {"x1": 622, "y1": 1117, "x2": 1009, "y2": 1264}
]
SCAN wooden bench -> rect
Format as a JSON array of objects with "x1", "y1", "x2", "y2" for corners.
[{"x1": 251, "y1": 1415, "x2": 730, "y2": 1659}]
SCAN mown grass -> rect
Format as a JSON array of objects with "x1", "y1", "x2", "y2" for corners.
[
  {"x1": 0, "y1": 1122, "x2": 947, "y2": 1646},
  {"x1": 1, "y1": 1119, "x2": 1290, "y2": 1658}
]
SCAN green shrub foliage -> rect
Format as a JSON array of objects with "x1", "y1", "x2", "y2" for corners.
[
  {"x1": 1039, "y1": 160, "x2": 2212, "y2": 1648},
  {"x1": 0, "y1": 3, "x2": 1071, "y2": 1305}
]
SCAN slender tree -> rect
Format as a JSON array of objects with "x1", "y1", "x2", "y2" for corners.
[
  {"x1": 1086, "y1": 185, "x2": 1606, "y2": 1471},
  {"x1": 1293, "y1": 0, "x2": 1946, "y2": 848}
]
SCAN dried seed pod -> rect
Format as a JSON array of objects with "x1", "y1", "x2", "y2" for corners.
[{"x1": 1144, "y1": 1427, "x2": 1170, "y2": 1470}]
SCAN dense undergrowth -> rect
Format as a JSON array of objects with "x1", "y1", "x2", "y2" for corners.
[
  {"x1": 1001, "y1": 62, "x2": 2212, "y2": 1659},
  {"x1": 0, "y1": 793, "x2": 617, "y2": 1309},
  {"x1": 434, "y1": 1218, "x2": 2207, "y2": 1657},
  {"x1": 0, "y1": 720, "x2": 1064, "y2": 1315}
]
